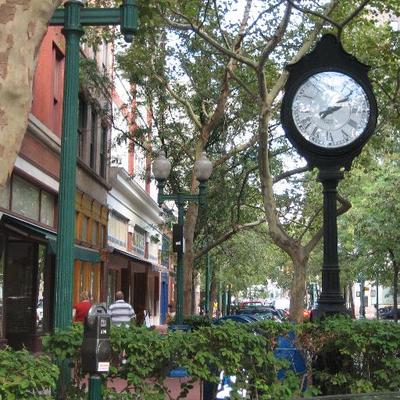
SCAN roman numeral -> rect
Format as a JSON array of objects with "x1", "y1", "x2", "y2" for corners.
[
  {"x1": 348, "y1": 119, "x2": 358, "y2": 129},
  {"x1": 310, "y1": 127, "x2": 319, "y2": 142},
  {"x1": 341, "y1": 130, "x2": 350, "y2": 140}
]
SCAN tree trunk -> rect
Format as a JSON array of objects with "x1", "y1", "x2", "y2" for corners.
[
  {"x1": 183, "y1": 202, "x2": 198, "y2": 315},
  {"x1": 191, "y1": 268, "x2": 201, "y2": 315},
  {"x1": 209, "y1": 266, "x2": 217, "y2": 317},
  {"x1": 0, "y1": 0, "x2": 60, "y2": 186},
  {"x1": 289, "y1": 251, "x2": 308, "y2": 323},
  {"x1": 348, "y1": 283, "x2": 355, "y2": 318}
]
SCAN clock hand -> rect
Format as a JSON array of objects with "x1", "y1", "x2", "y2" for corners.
[
  {"x1": 319, "y1": 105, "x2": 342, "y2": 118},
  {"x1": 336, "y1": 90, "x2": 353, "y2": 103}
]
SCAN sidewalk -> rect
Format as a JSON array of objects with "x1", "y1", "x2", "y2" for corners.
[
  {"x1": 107, "y1": 377, "x2": 202, "y2": 399},
  {"x1": 106, "y1": 324, "x2": 202, "y2": 399}
]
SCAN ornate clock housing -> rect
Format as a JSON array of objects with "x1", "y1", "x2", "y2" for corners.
[{"x1": 281, "y1": 34, "x2": 378, "y2": 170}]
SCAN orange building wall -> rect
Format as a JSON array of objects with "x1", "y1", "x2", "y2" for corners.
[
  {"x1": 31, "y1": 27, "x2": 65, "y2": 138},
  {"x1": 19, "y1": 133, "x2": 60, "y2": 179}
]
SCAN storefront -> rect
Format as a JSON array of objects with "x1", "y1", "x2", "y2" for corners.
[
  {"x1": 0, "y1": 175, "x2": 107, "y2": 350},
  {"x1": 107, "y1": 248, "x2": 150, "y2": 325}
]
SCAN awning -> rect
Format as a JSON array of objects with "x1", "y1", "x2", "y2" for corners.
[
  {"x1": 2, "y1": 214, "x2": 100, "y2": 263},
  {"x1": 151, "y1": 263, "x2": 168, "y2": 273},
  {"x1": 111, "y1": 247, "x2": 151, "y2": 265},
  {"x1": 47, "y1": 239, "x2": 101, "y2": 263}
]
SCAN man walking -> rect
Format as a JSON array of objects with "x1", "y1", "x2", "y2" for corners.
[{"x1": 108, "y1": 291, "x2": 135, "y2": 327}]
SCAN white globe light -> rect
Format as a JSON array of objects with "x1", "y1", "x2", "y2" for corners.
[
  {"x1": 152, "y1": 151, "x2": 171, "y2": 180},
  {"x1": 194, "y1": 152, "x2": 213, "y2": 182}
]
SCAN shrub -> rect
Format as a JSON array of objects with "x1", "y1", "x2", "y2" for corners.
[
  {"x1": 0, "y1": 347, "x2": 59, "y2": 400},
  {"x1": 39, "y1": 316, "x2": 400, "y2": 398},
  {"x1": 297, "y1": 316, "x2": 400, "y2": 395}
]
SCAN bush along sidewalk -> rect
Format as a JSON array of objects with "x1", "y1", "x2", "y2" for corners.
[
  {"x1": 297, "y1": 315, "x2": 400, "y2": 396},
  {"x1": 0, "y1": 347, "x2": 59, "y2": 399},
  {"x1": 2, "y1": 316, "x2": 400, "y2": 399}
]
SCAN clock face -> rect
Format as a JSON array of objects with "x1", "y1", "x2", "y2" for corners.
[{"x1": 291, "y1": 71, "x2": 371, "y2": 148}]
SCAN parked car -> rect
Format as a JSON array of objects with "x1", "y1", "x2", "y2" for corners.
[
  {"x1": 380, "y1": 308, "x2": 400, "y2": 320},
  {"x1": 206, "y1": 315, "x2": 306, "y2": 400},
  {"x1": 239, "y1": 301, "x2": 263, "y2": 309},
  {"x1": 237, "y1": 306, "x2": 282, "y2": 321}
]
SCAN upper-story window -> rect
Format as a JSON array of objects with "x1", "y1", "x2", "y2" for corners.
[
  {"x1": 52, "y1": 45, "x2": 64, "y2": 135},
  {"x1": 0, "y1": 174, "x2": 56, "y2": 228},
  {"x1": 77, "y1": 92, "x2": 109, "y2": 179},
  {"x1": 108, "y1": 213, "x2": 127, "y2": 248},
  {"x1": 133, "y1": 227, "x2": 146, "y2": 257},
  {"x1": 78, "y1": 95, "x2": 87, "y2": 159},
  {"x1": 90, "y1": 110, "x2": 97, "y2": 169},
  {"x1": 99, "y1": 124, "x2": 108, "y2": 178}
]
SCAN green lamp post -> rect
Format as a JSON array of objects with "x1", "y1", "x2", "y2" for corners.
[
  {"x1": 49, "y1": 1, "x2": 138, "y2": 398},
  {"x1": 152, "y1": 151, "x2": 213, "y2": 325}
]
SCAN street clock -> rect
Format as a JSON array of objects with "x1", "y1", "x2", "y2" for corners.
[
  {"x1": 281, "y1": 34, "x2": 377, "y2": 170},
  {"x1": 281, "y1": 34, "x2": 378, "y2": 318}
]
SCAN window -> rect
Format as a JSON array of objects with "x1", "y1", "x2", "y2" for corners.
[
  {"x1": 0, "y1": 180, "x2": 9, "y2": 209},
  {"x1": 52, "y1": 45, "x2": 64, "y2": 134},
  {"x1": 133, "y1": 227, "x2": 146, "y2": 257},
  {"x1": 99, "y1": 125, "x2": 108, "y2": 178},
  {"x1": 99, "y1": 225, "x2": 105, "y2": 247},
  {"x1": 40, "y1": 191, "x2": 55, "y2": 226},
  {"x1": 89, "y1": 110, "x2": 97, "y2": 169},
  {"x1": 11, "y1": 175, "x2": 40, "y2": 220},
  {"x1": 134, "y1": 150, "x2": 146, "y2": 179},
  {"x1": 107, "y1": 269, "x2": 118, "y2": 305},
  {"x1": 91, "y1": 221, "x2": 98, "y2": 245},
  {"x1": 108, "y1": 214, "x2": 127, "y2": 248},
  {"x1": 78, "y1": 96, "x2": 87, "y2": 159},
  {"x1": 81, "y1": 216, "x2": 89, "y2": 242},
  {"x1": 36, "y1": 245, "x2": 46, "y2": 334}
]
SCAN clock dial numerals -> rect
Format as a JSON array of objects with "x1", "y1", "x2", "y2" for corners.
[{"x1": 291, "y1": 71, "x2": 371, "y2": 149}]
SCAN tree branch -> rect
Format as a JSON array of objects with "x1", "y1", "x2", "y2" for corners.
[
  {"x1": 338, "y1": 0, "x2": 370, "y2": 38},
  {"x1": 153, "y1": 74, "x2": 202, "y2": 129},
  {"x1": 273, "y1": 166, "x2": 309, "y2": 184},
  {"x1": 194, "y1": 219, "x2": 266, "y2": 259},
  {"x1": 267, "y1": 0, "x2": 339, "y2": 105},
  {"x1": 161, "y1": 13, "x2": 257, "y2": 69},
  {"x1": 287, "y1": 0, "x2": 340, "y2": 30},
  {"x1": 259, "y1": 2, "x2": 292, "y2": 69}
]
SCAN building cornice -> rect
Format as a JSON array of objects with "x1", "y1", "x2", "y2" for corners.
[{"x1": 109, "y1": 166, "x2": 162, "y2": 225}]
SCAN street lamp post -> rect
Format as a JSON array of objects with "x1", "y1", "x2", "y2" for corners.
[
  {"x1": 152, "y1": 152, "x2": 212, "y2": 325},
  {"x1": 49, "y1": 2, "x2": 138, "y2": 398}
]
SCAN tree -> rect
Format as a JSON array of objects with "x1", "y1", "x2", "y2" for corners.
[
  {"x1": 117, "y1": 0, "x2": 400, "y2": 321},
  {"x1": 339, "y1": 161, "x2": 400, "y2": 321},
  {"x1": 0, "y1": 0, "x2": 61, "y2": 185}
]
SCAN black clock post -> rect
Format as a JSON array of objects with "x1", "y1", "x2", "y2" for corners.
[{"x1": 281, "y1": 34, "x2": 378, "y2": 318}]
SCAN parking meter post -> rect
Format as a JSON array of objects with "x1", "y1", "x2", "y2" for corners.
[
  {"x1": 81, "y1": 304, "x2": 111, "y2": 392},
  {"x1": 88, "y1": 375, "x2": 102, "y2": 400}
]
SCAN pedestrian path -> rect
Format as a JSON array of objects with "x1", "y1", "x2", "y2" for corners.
[{"x1": 107, "y1": 377, "x2": 201, "y2": 399}]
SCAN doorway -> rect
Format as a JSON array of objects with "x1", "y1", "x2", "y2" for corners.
[{"x1": 4, "y1": 240, "x2": 37, "y2": 349}]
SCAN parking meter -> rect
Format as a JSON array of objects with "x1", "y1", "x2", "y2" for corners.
[{"x1": 81, "y1": 304, "x2": 111, "y2": 374}]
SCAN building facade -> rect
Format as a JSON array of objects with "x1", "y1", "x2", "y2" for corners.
[
  {"x1": 0, "y1": 27, "x2": 112, "y2": 350},
  {"x1": 107, "y1": 167, "x2": 168, "y2": 326}
]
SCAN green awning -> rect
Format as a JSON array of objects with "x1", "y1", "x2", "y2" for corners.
[
  {"x1": 2, "y1": 215, "x2": 100, "y2": 263},
  {"x1": 47, "y1": 238, "x2": 101, "y2": 263}
]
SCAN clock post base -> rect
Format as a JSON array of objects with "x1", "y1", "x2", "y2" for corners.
[{"x1": 311, "y1": 297, "x2": 348, "y2": 321}]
